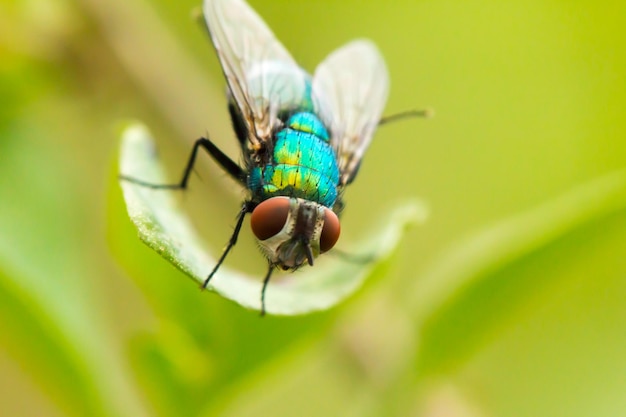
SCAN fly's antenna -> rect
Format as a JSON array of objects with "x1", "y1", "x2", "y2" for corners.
[{"x1": 379, "y1": 108, "x2": 434, "y2": 126}]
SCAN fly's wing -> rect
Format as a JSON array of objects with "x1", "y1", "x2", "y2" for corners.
[
  {"x1": 203, "y1": 0, "x2": 311, "y2": 148},
  {"x1": 312, "y1": 40, "x2": 389, "y2": 185}
]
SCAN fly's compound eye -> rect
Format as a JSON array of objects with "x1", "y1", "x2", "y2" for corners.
[
  {"x1": 250, "y1": 197, "x2": 290, "y2": 241},
  {"x1": 320, "y1": 209, "x2": 340, "y2": 253}
]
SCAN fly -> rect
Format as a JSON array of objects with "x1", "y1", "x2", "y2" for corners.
[{"x1": 121, "y1": 0, "x2": 424, "y2": 314}]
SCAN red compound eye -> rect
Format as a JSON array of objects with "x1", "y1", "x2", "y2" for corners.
[
  {"x1": 320, "y1": 208, "x2": 340, "y2": 253},
  {"x1": 250, "y1": 197, "x2": 290, "y2": 241}
]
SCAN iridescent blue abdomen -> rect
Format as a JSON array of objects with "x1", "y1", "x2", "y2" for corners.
[{"x1": 248, "y1": 112, "x2": 340, "y2": 208}]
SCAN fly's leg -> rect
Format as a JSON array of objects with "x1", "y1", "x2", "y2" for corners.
[
  {"x1": 121, "y1": 136, "x2": 254, "y2": 291},
  {"x1": 120, "y1": 137, "x2": 246, "y2": 189},
  {"x1": 260, "y1": 265, "x2": 275, "y2": 316},
  {"x1": 329, "y1": 248, "x2": 376, "y2": 264},
  {"x1": 378, "y1": 109, "x2": 433, "y2": 126},
  {"x1": 202, "y1": 201, "x2": 256, "y2": 289}
]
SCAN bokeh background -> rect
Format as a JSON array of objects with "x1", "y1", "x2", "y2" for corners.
[{"x1": 1, "y1": 0, "x2": 625, "y2": 416}]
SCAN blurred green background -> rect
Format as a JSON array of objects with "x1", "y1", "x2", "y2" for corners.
[{"x1": 1, "y1": 0, "x2": 625, "y2": 416}]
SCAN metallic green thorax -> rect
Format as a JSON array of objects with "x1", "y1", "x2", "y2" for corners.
[{"x1": 248, "y1": 112, "x2": 340, "y2": 208}]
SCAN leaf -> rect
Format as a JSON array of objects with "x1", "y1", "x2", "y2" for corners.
[
  {"x1": 118, "y1": 122, "x2": 427, "y2": 315},
  {"x1": 410, "y1": 168, "x2": 626, "y2": 372},
  {"x1": 0, "y1": 130, "x2": 151, "y2": 417}
]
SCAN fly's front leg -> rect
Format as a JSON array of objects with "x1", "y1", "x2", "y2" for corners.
[
  {"x1": 120, "y1": 137, "x2": 246, "y2": 189},
  {"x1": 202, "y1": 200, "x2": 256, "y2": 289},
  {"x1": 329, "y1": 248, "x2": 376, "y2": 264},
  {"x1": 260, "y1": 265, "x2": 275, "y2": 316}
]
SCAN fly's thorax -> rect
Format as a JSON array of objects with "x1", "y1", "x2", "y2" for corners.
[
  {"x1": 285, "y1": 112, "x2": 329, "y2": 142},
  {"x1": 250, "y1": 197, "x2": 340, "y2": 269},
  {"x1": 246, "y1": 111, "x2": 340, "y2": 208}
]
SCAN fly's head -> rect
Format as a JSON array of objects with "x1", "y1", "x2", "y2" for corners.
[{"x1": 250, "y1": 197, "x2": 340, "y2": 270}]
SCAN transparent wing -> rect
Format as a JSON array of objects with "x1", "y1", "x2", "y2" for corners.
[
  {"x1": 312, "y1": 40, "x2": 389, "y2": 185},
  {"x1": 203, "y1": 0, "x2": 311, "y2": 147}
]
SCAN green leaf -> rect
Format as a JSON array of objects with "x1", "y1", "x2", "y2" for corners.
[
  {"x1": 118, "y1": 122, "x2": 426, "y2": 315},
  {"x1": 411, "y1": 168, "x2": 626, "y2": 372}
]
